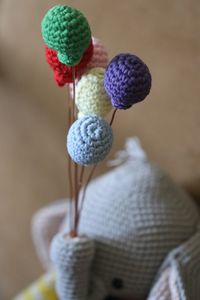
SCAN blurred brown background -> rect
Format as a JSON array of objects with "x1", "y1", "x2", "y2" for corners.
[{"x1": 0, "y1": 0, "x2": 200, "y2": 299}]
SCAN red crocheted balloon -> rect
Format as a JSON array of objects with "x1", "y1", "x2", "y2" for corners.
[{"x1": 45, "y1": 40, "x2": 94, "y2": 86}]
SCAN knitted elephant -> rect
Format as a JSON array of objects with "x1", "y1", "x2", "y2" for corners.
[{"x1": 32, "y1": 138, "x2": 200, "y2": 300}]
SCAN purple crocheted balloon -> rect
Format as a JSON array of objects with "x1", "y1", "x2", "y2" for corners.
[{"x1": 104, "y1": 53, "x2": 152, "y2": 109}]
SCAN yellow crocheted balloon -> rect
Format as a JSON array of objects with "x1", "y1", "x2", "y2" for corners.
[{"x1": 75, "y1": 68, "x2": 112, "y2": 118}]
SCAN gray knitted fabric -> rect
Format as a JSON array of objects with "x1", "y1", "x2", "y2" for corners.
[
  {"x1": 148, "y1": 229, "x2": 200, "y2": 300},
  {"x1": 50, "y1": 139, "x2": 200, "y2": 300}
]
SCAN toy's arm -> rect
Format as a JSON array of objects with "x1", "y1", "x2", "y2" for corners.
[
  {"x1": 32, "y1": 199, "x2": 70, "y2": 270},
  {"x1": 50, "y1": 233, "x2": 107, "y2": 300},
  {"x1": 148, "y1": 229, "x2": 200, "y2": 300},
  {"x1": 147, "y1": 267, "x2": 172, "y2": 300}
]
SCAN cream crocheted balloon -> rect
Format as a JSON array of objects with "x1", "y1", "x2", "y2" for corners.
[
  {"x1": 75, "y1": 68, "x2": 112, "y2": 118},
  {"x1": 68, "y1": 36, "x2": 109, "y2": 98}
]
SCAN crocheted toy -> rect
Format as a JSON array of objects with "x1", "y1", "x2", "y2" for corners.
[
  {"x1": 75, "y1": 68, "x2": 112, "y2": 118},
  {"x1": 104, "y1": 54, "x2": 152, "y2": 109},
  {"x1": 45, "y1": 40, "x2": 93, "y2": 86},
  {"x1": 15, "y1": 4, "x2": 200, "y2": 300},
  {"x1": 45, "y1": 37, "x2": 109, "y2": 86},
  {"x1": 67, "y1": 116, "x2": 113, "y2": 165},
  {"x1": 41, "y1": 5, "x2": 91, "y2": 66},
  {"x1": 67, "y1": 50, "x2": 153, "y2": 166},
  {"x1": 15, "y1": 138, "x2": 200, "y2": 300}
]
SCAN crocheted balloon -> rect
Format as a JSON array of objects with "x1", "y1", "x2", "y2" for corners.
[
  {"x1": 45, "y1": 40, "x2": 93, "y2": 86},
  {"x1": 81, "y1": 37, "x2": 108, "y2": 74},
  {"x1": 67, "y1": 116, "x2": 113, "y2": 165},
  {"x1": 41, "y1": 5, "x2": 91, "y2": 66},
  {"x1": 104, "y1": 53, "x2": 152, "y2": 109},
  {"x1": 45, "y1": 37, "x2": 108, "y2": 86},
  {"x1": 75, "y1": 68, "x2": 112, "y2": 118}
]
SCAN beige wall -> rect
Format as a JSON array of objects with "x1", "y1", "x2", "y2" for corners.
[{"x1": 0, "y1": 0, "x2": 200, "y2": 298}]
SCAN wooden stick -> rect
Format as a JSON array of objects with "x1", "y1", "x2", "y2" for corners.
[
  {"x1": 75, "y1": 108, "x2": 118, "y2": 228},
  {"x1": 110, "y1": 108, "x2": 118, "y2": 126},
  {"x1": 71, "y1": 67, "x2": 79, "y2": 235},
  {"x1": 66, "y1": 86, "x2": 73, "y2": 231},
  {"x1": 72, "y1": 67, "x2": 77, "y2": 121},
  {"x1": 76, "y1": 164, "x2": 97, "y2": 227},
  {"x1": 74, "y1": 165, "x2": 85, "y2": 229},
  {"x1": 74, "y1": 163, "x2": 78, "y2": 229},
  {"x1": 78, "y1": 165, "x2": 85, "y2": 189}
]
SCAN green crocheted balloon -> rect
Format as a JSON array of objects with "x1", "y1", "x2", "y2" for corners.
[{"x1": 41, "y1": 5, "x2": 91, "y2": 66}]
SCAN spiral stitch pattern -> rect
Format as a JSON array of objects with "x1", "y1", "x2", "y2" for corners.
[
  {"x1": 75, "y1": 68, "x2": 112, "y2": 118},
  {"x1": 104, "y1": 53, "x2": 152, "y2": 109},
  {"x1": 45, "y1": 40, "x2": 93, "y2": 86},
  {"x1": 67, "y1": 116, "x2": 113, "y2": 165},
  {"x1": 41, "y1": 5, "x2": 91, "y2": 66}
]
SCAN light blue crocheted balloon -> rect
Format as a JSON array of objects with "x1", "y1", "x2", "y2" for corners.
[{"x1": 67, "y1": 116, "x2": 113, "y2": 165}]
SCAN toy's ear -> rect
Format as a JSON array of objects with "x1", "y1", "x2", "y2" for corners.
[
  {"x1": 148, "y1": 230, "x2": 200, "y2": 300},
  {"x1": 32, "y1": 199, "x2": 69, "y2": 271}
]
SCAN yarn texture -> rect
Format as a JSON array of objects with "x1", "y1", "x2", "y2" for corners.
[
  {"x1": 67, "y1": 116, "x2": 113, "y2": 165},
  {"x1": 21, "y1": 3, "x2": 200, "y2": 300},
  {"x1": 104, "y1": 53, "x2": 152, "y2": 109},
  {"x1": 14, "y1": 272, "x2": 57, "y2": 300},
  {"x1": 82, "y1": 37, "x2": 108, "y2": 73},
  {"x1": 45, "y1": 40, "x2": 93, "y2": 86},
  {"x1": 45, "y1": 37, "x2": 108, "y2": 86},
  {"x1": 18, "y1": 138, "x2": 200, "y2": 300},
  {"x1": 41, "y1": 5, "x2": 91, "y2": 66},
  {"x1": 75, "y1": 68, "x2": 112, "y2": 117},
  {"x1": 51, "y1": 235, "x2": 95, "y2": 300},
  {"x1": 49, "y1": 145, "x2": 200, "y2": 300}
]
